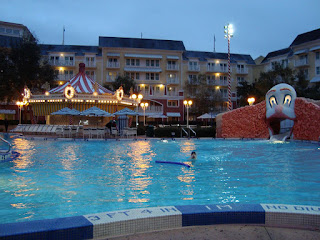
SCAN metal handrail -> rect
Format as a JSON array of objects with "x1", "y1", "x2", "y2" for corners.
[
  {"x1": 0, "y1": 136, "x2": 12, "y2": 154},
  {"x1": 188, "y1": 127, "x2": 197, "y2": 137},
  {"x1": 181, "y1": 128, "x2": 188, "y2": 138}
]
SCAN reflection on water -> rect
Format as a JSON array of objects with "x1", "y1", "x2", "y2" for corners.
[{"x1": 0, "y1": 138, "x2": 319, "y2": 224}]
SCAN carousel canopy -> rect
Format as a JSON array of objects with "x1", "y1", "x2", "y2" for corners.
[
  {"x1": 49, "y1": 63, "x2": 113, "y2": 95},
  {"x1": 80, "y1": 106, "x2": 114, "y2": 117}
]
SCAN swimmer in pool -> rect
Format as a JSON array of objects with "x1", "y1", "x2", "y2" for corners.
[{"x1": 191, "y1": 151, "x2": 197, "y2": 159}]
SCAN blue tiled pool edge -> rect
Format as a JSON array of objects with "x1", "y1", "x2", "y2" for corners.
[{"x1": 1, "y1": 204, "x2": 319, "y2": 240}]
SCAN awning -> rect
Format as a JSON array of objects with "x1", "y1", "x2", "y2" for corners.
[
  {"x1": 167, "y1": 55, "x2": 179, "y2": 60},
  {"x1": 0, "y1": 109, "x2": 16, "y2": 114},
  {"x1": 106, "y1": 53, "x2": 120, "y2": 57},
  {"x1": 166, "y1": 112, "x2": 181, "y2": 117},
  {"x1": 294, "y1": 49, "x2": 308, "y2": 55},
  {"x1": 310, "y1": 76, "x2": 320, "y2": 83},
  {"x1": 124, "y1": 67, "x2": 162, "y2": 73},
  {"x1": 124, "y1": 54, "x2": 162, "y2": 59},
  {"x1": 310, "y1": 46, "x2": 320, "y2": 51}
]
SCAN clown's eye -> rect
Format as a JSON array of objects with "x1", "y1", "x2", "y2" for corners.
[
  {"x1": 269, "y1": 96, "x2": 277, "y2": 108},
  {"x1": 283, "y1": 94, "x2": 292, "y2": 106}
]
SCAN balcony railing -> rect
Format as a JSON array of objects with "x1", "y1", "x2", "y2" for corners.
[
  {"x1": 85, "y1": 62, "x2": 96, "y2": 68},
  {"x1": 207, "y1": 80, "x2": 217, "y2": 85},
  {"x1": 167, "y1": 77, "x2": 179, "y2": 84},
  {"x1": 49, "y1": 60, "x2": 75, "y2": 66},
  {"x1": 56, "y1": 74, "x2": 74, "y2": 81},
  {"x1": 236, "y1": 68, "x2": 248, "y2": 74},
  {"x1": 294, "y1": 58, "x2": 309, "y2": 67},
  {"x1": 219, "y1": 80, "x2": 228, "y2": 86},
  {"x1": 138, "y1": 106, "x2": 163, "y2": 114},
  {"x1": 106, "y1": 62, "x2": 120, "y2": 68},
  {"x1": 207, "y1": 65, "x2": 230, "y2": 73},
  {"x1": 188, "y1": 65, "x2": 200, "y2": 71},
  {"x1": 167, "y1": 92, "x2": 179, "y2": 96},
  {"x1": 106, "y1": 77, "x2": 116, "y2": 82},
  {"x1": 166, "y1": 64, "x2": 179, "y2": 71}
]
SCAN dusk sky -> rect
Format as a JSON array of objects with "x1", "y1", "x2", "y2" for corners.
[{"x1": 1, "y1": 0, "x2": 319, "y2": 59}]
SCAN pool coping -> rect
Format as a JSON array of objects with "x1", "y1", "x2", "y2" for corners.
[{"x1": 0, "y1": 203, "x2": 319, "y2": 240}]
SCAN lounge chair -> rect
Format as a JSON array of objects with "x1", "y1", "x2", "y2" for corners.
[{"x1": 83, "y1": 128, "x2": 91, "y2": 139}]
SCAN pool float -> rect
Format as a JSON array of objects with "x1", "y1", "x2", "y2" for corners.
[{"x1": 155, "y1": 160, "x2": 190, "y2": 168}]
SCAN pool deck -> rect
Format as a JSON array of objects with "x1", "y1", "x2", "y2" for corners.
[{"x1": 106, "y1": 225, "x2": 320, "y2": 240}]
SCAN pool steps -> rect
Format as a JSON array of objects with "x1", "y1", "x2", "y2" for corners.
[{"x1": 0, "y1": 203, "x2": 319, "y2": 240}]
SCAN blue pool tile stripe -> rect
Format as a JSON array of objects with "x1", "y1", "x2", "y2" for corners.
[
  {"x1": 175, "y1": 204, "x2": 265, "y2": 226},
  {"x1": 1, "y1": 204, "x2": 320, "y2": 239},
  {"x1": 0, "y1": 216, "x2": 93, "y2": 240}
]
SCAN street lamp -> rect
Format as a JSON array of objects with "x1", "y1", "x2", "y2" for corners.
[
  {"x1": 16, "y1": 101, "x2": 25, "y2": 124},
  {"x1": 132, "y1": 93, "x2": 143, "y2": 127},
  {"x1": 247, "y1": 97, "x2": 255, "y2": 106},
  {"x1": 183, "y1": 100, "x2": 193, "y2": 128},
  {"x1": 224, "y1": 23, "x2": 234, "y2": 111},
  {"x1": 140, "y1": 102, "x2": 149, "y2": 126}
]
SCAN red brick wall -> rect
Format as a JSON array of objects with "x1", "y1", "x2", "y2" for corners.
[
  {"x1": 217, "y1": 101, "x2": 269, "y2": 138},
  {"x1": 293, "y1": 98, "x2": 320, "y2": 141},
  {"x1": 216, "y1": 98, "x2": 320, "y2": 141}
]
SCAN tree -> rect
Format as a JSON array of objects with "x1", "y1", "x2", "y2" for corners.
[
  {"x1": 109, "y1": 75, "x2": 136, "y2": 95},
  {"x1": 184, "y1": 74, "x2": 221, "y2": 115},
  {"x1": 0, "y1": 34, "x2": 56, "y2": 103},
  {"x1": 237, "y1": 63, "x2": 319, "y2": 106}
]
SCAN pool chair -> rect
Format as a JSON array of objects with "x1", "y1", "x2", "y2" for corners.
[
  {"x1": 96, "y1": 128, "x2": 105, "y2": 139},
  {"x1": 111, "y1": 127, "x2": 118, "y2": 137},
  {"x1": 55, "y1": 126, "x2": 64, "y2": 137},
  {"x1": 10, "y1": 124, "x2": 24, "y2": 133},
  {"x1": 49, "y1": 125, "x2": 57, "y2": 135},
  {"x1": 36, "y1": 125, "x2": 46, "y2": 134},
  {"x1": 70, "y1": 126, "x2": 78, "y2": 138},
  {"x1": 83, "y1": 128, "x2": 91, "y2": 139},
  {"x1": 77, "y1": 126, "x2": 83, "y2": 138},
  {"x1": 63, "y1": 126, "x2": 71, "y2": 138},
  {"x1": 90, "y1": 128, "x2": 98, "y2": 138},
  {"x1": 22, "y1": 124, "x2": 32, "y2": 134},
  {"x1": 26, "y1": 125, "x2": 38, "y2": 134}
]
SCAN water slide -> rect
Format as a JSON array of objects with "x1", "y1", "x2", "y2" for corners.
[{"x1": 269, "y1": 131, "x2": 291, "y2": 142}]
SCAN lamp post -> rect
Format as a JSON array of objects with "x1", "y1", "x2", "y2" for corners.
[
  {"x1": 16, "y1": 101, "x2": 25, "y2": 124},
  {"x1": 247, "y1": 97, "x2": 255, "y2": 106},
  {"x1": 183, "y1": 100, "x2": 193, "y2": 128},
  {"x1": 140, "y1": 102, "x2": 149, "y2": 126},
  {"x1": 131, "y1": 93, "x2": 143, "y2": 127},
  {"x1": 224, "y1": 23, "x2": 234, "y2": 111}
]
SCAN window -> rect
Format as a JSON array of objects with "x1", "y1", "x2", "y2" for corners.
[
  {"x1": 155, "y1": 86, "x2": 160, "y2": 93},
  {"x1": 167, "y1": 60, "x2": 176, "y2": 66},
  {"x1": 125, "y1": 72, "x2": 139, "y2": 80},
  {"x1": 107, "y1": 72, "x2": 117, "y2": 81},
  {"x1": 316, "y1": 52, "x2": 320, "y2": 60},
  {"x1": 303, "y1": 69, "x2": 309, "y2": 79},
  {"x1": 168, "y1": 100, "x2": 178, "y2": 107},
  {"x1": 188, "y1": 74, "x2": 197, "y2": 82},
  {"x1": 126, "y1": 58, "x2": 140, "y2": 66},
  {"x1": 86, "y1": 71, "x2": 95, "y2": 79},
  {"x1": 146, "y1": 73, "x2": 159, "y2": 80},
  {"x1": 13, "y1": 29, "x2": 20, "y2": 35},
  {"x1": 316, "y1": 67, "x2": 320, "y2": 75},
  {"x1": 207, "y1": 62, "x2": 215, "y2": 67},
  {"x1": 6, "y1": 28, "x2": 12, "y2": 34},
  {"x1": 220, "y1": 63, "x2": 227, "y2": 70},
  {"x1": 281, "y1": 59, "x2": 288, "y2": 68},
  {"x1": 146, "y1": 59, "x2": 160, "y2": 67},
  {"x1": 0, "y1": 27, "x2": 4, "y2": 33},
  {"x1": 108, "y1": 58, "x2": 118, "y2": 63},
  {"x1": 237, "y1": 76, "x2": 244, "y2": 82}
]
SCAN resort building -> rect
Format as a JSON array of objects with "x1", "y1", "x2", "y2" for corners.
[
  {"x1": 257, "y1": 28, "x2": 320, "y2": 84},
  {"x1": 0, "y1": 20, "x2": 259, "y2": 123}
]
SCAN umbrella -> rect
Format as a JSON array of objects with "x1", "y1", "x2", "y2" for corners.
[
  {"x1": 113, "y1": 107, "x2": 138, "y2": 116},
  {"x1": 80, "y1": 106, "x2": 113, "y2": 117},
  {"x1": 51, "y1": 107, "x2": 80, "y2": 115},
  {"x1": 197, "y1": 113, "x2": 215, "y2": 119},
  {"x1": 147, "y1": 114, "x2": 168, "y2": 119}
]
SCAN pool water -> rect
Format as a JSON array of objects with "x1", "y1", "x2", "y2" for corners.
[{"x1": 0, "y1": 135, "x2": 319, "y2": 224}]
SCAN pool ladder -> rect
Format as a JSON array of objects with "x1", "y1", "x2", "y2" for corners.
[
  {"x1": 181, "y1": 127, "x2": 197, "y2": 138},
  {"x1": 0, "y1": 136, "x2": 11, "y2": 154}
]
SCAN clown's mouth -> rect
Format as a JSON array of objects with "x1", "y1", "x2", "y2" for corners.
[{"x1": 267, "y1": 117, "x2": 295, "y2": 136}]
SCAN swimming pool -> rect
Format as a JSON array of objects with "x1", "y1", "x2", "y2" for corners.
[{"x1": 0, "y1": 135, "x2": 319, "y2": 224}]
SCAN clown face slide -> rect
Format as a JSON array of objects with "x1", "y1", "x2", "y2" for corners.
[{"x1": 265, "y1": 83, "x2": 296, "y2": 140}]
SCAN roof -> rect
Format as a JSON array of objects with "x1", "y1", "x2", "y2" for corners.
[
  {"x1": 261, "y1": 47, "x2": 293, "y2": 64},
  {"x1": 183, "y1": 51, "x2": 255, "y2": 65},
  {"x1": 49, "y1": 63, "x2": 113, "y2": 95},
  {"x1": 290, "y1": 28, "x2": 320, "y2": 47},
  {"x1": 0, "y1": 35, "x2": 21, "y2": 48},
  {"x1": 99, "y1": 37, "x2": 185, "y2": 51},
  {"x1": 40, "y1": 44, "x2": 101, "y2": 56}
]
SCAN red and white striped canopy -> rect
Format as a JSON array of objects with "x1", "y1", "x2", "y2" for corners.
[{"x1": 49, "y1": 63, "x2": 113, "y2": 95}]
